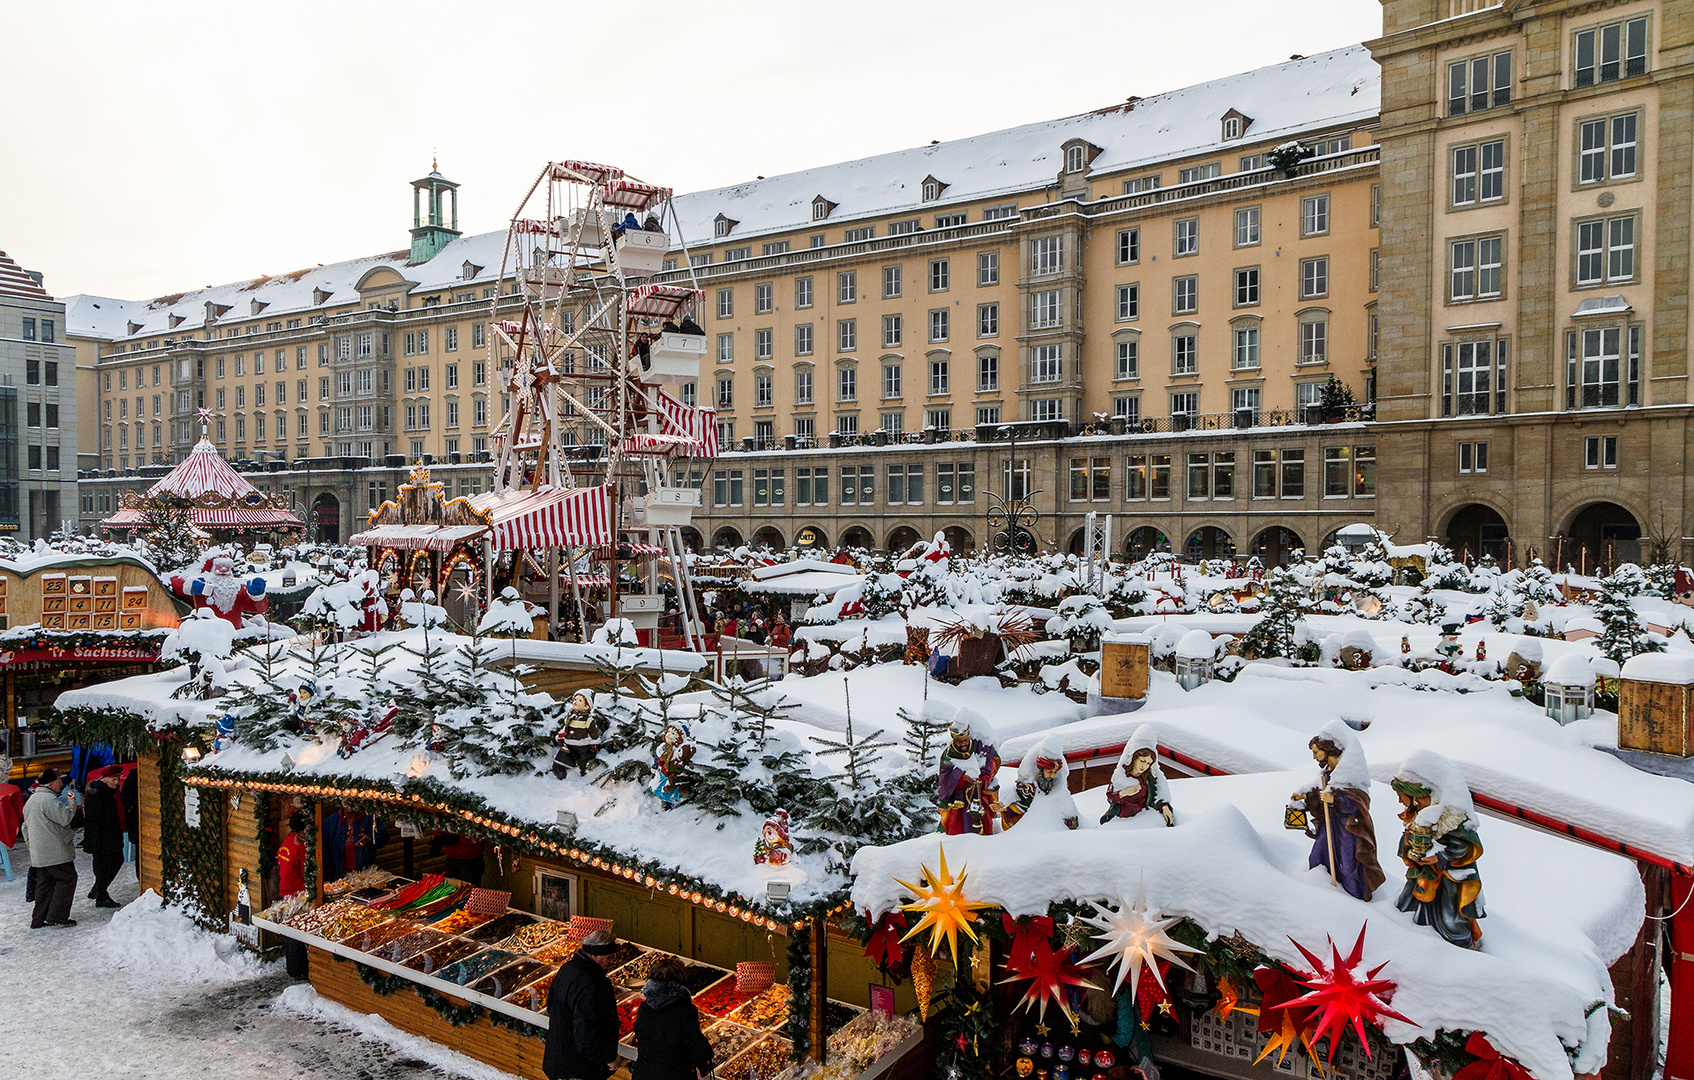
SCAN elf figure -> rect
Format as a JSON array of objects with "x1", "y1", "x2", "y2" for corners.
[
  {"x1": 753, "y1": 809, "x2": 793, "y2": 867},
  {"x1": 1290, "y1": 719, "x2": 1386, "y2": 902},
  {"x1": 649, "y1": 721, "x2": 696, "y2": 806},
  {"x1": 551, "y1": 690, "x2": 604, "y2": 778},
  {"x1": 1475, "y1": 639, "x2": 1487, "y2": 662},
  {"x1": 288, "y1": 680, "x2": 319, "y2": 735},
  {"x1": 937, "y1": 713, "x2": 1001, "y2": 836},
  {"x1": 1099, "y1": 726, "x2": 1174, "y2": 826},
  {"x1": 1391, "y1": 751, "x2": 1485, "y2": 949},
  {"x1": 1400, "y1": 635, "x2": 1411, "y2": 655}
]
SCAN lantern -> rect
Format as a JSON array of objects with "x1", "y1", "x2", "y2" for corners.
[
  {"x1": 1543, "y1": 653, "x2": 1596, "y2": 725},
  {"x1": 1174, "y1": 630, "x2": 1216, "y2": 691},
  {"x1": 1283, "y1": 801, "x2": 1310, "y2": 832}
]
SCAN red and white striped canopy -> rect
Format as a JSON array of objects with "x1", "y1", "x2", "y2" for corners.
[
  {"x1": 103, "y1": 506, "x2": 303, "y2": 530},
  {"x1": 146, "y1": 439, "x2": 262, "y2": 501},
  {"x1": 471, "y1": 487, "x2": 612, "y2": 552},
  {"x1": 651, "y1": 389, "x2": 717, "y2": 459}
]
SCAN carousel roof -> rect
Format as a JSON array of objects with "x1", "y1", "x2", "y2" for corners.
[{"x1": 101, "y1": 439, "x2": 304, "y2": 532}]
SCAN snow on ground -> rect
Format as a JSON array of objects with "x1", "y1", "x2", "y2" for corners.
[
  {"x1": 769, "y1": 662, "x2": 1085, "y2": 742},
  {"x1": 852, "y1": 769, "x2": 1642, "y2": 1080},
  {"x1": 2, "y1": 840, "x2": 515, "y2": 1080}
]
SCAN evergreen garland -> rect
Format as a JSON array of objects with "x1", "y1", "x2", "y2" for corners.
[
  {"x1": 934, "y1": 938, "x2": 996, "y2": 1080},
  {"x1": 355, "y1": 961, "x2": 487, "y2": 1028},
  {"x1": 785, "y1": 929, "x2": 812, "y2": 1063}
]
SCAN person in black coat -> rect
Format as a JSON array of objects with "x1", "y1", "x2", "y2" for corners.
[
  {"x1": 631, "y1": 957, "x2": 713, "y2": 1080},
  {"x1": 81, "y1": 770, "x2": 125, "y2": 908},
  {"x1": 544, "y1": 931, "x2": 621, "y2": 1080},
  {"x1": 120, "y1": 768, "x2": 139, "y2": 854}
]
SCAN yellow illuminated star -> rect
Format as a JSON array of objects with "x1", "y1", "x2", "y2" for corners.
[{"x1": 895, "y1": 844, "x2": 992, "y2": 966}]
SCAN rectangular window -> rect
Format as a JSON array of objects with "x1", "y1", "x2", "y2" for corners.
[
  {"x1": 1126, "y1": 455, "x2": 1148, "y2": 500},
  {"x1": 977, "y1": 251, "x2": 999, "y2": 285},
  {"x1": 978, "y1": 303, "x2": 999, "y2": 338},
  {"x1": 1233, "y1": 325, "x2": 1260, "y2": 369},
  {"x1": 926, "y1": 408, "x2": 951, "y2": 433},
  {"x1": 929, "y1": 357, "x2": 949, "y2": 395},
  {"x1": 754, "y1": 328, "x2": 773, "y2": 361},
  {"x1": 888, "y1": 220, "x2": 919, "y2": 236},
  {"x1": 976, "y1": 405, "x2": 1000, "y2": 426},
  {"x1": 843, "y1": 227, "x2": 873, "y2": 243},
  {"x1": 1170, "y1": 391, "x2": 1198, "y2": 416},
  {"x1": 1116, "y1": 228, "x2": 1140, "y2": 265},
  {"x1": 1173, "y1": 276, "x2": 1197, "y2": 314},
  {"x1": 1234, "y1": 267, "x2": 1260, "y2": 306},
  {"x1": 882, "y1": 265, "x2": 903, "y2": 299},
  {"x1": 795, "y1": 277, "x2": 813, "y2": 308},
  {"x1": 715, "y1": 289, "x2": 733, "y2": 319},
  {"x1": 1299, "y1": 319, "x2": 1327, "y2": 364},
  {"x1": 882, "y1": 315, "x2": 903, "y2": 349},
  {"x1": 978, "y1": 352, "x2": 998, "y2": 392},
  {"x1": 717, "y1": 376, "x2": 734, "y2": 408},
  {"x1": 838, "y1": 319, "x2": 857, "y2": 352},
  {"x1": 1032, "y1": 344, "x2": 1062, "y2": 383},
  {"x1": 1150, "y1": 453, "x2": 1170, "y2": 499},
  {"x1": 929, "y1": 258, "x2": 950, "y2": 291},
  {"x1": 1585, "y1": 435, "x2": 1619, "y2": 469},
  {"x1": 1576, "y1": 213, "x2": 1636, "y2": 285},
  {"x1": 983, "y1": 204, "x2": 1018, "y2": 220},
  {"x1": 1300, "y1": 257, "x2": 1328, "y2": 299},
  {"x1": 1032, "y1": 398, "x2": 1062, "y2": 422},
  {"x1": 836, "y1": 413, "x2": 857, "y2": 435},
  {"x1": 754, "y1": 282, "x2": 773, "y2": 314},
  {"x1": 755, "y1": 372, "x2": 773, "y2": 408},
  {"x1": 1031, "y1": 236, "x2": 1064, "y2": 276},
  {"x1": 1116, "y1": 283, "x2": 1139, "y2": 322},
  {"x1": 1174, "y1": 217, "x2": 1198, "y2": 257},
  {"x1": 1114, "y1": 396, "x2": 1139, "y2": 423},
  {"x1": 837, "y1": 272, "x2": 857, "y2": 304},
  {"x1": 1115, "y1": 338, "x2": 1139, "y2": 380},
  {"x1": 1240, "y1": 153, "x2": 1265, "y2": 171},
  {"x1": 1172, "y1": 333, "x2": 1197, "y2": 375},
  {"x1": 935, "y1": 212, "x2": 967, "y2": 228},
  {"x1": 1324, "y1": 446, "x2": 1350, "y2": 495},
  {"x1": 1574, "y1": 16, "x2": 1649, "y2": 87},
  {"x1": 1188, "y1": 453, "x2": 1210, "y2": 499},
  {"x1": 1068, "y1": 457, "x2": 1112, "y2": 502},
  {"x1": 1280, "y1": 449, "x2": 1305, "y2": 497},
  {"x1": 1580, "y1": 112, "x2": 1640, "y2": 184},
  {"x1": 1302, "y1": 194, "x2": 1330, "y2": 236},
  {"x1": 883, "y1": 364, "x2": 902, "y2": 399},
  {"x1": 1031, "y1": 290, "x2": 1062, "y2": 329},
  {"x1": 1123, "y1": 175, "x2": 1160, "y2": 195},
  {"x1": 795, "y1": 368, "x2": 814, "y2": 405},
  {"x1": 1179, "y1": 163, "x2": 1220, "y2": 184},
  {"x1": 1235, "y1": 207, "x2": 1261, "y2": 247},
  {"x1": 838, "y1": 367, "x2": 856, "y2": 402},
  {"x1": 1449, "y1": 49, "x2": 1513, "y2": 114},
  {"x1": 1254, "y1": 450, "x2": 1278, "y2": 498},
  {"x1": 1450, "y1": 236, "x2": 1503, "y2": 301}
]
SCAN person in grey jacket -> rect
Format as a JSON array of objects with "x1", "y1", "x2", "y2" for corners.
[{"x1": 24, "y1": 769, "x2": 79, "y2": 928}]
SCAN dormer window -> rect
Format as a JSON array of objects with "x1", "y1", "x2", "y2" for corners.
[
  {"x1": 126, "y1": 321, "x2": 142, "y2": 336},
  {"x1": 313, "y1": 288, "x2": 331, "y2": 306},
  {"x1": 1066, "y1": 145, "x2": 1087, "y2": 173},
  {"x1": 714, "y1": 213, "x2": 738, "y2": 238},
  {"x1": 461, "y1": 260, "x2": 482, "y2": 281},
  {"x1": 168, "y1": 314, "x2": 185, "y2": 329},
  {"x1": 1221, "y1": 109, "x2": 1253, "y2": 142},
  {"x1": 250, "y1": 299, "x2": 269, "y2": 316},
  {"x1": 921, "y1": 175, "x2": 948, "y2": 202},
  {"x1": 812, "y1": 195, "x2": 836, "y2": 221}
]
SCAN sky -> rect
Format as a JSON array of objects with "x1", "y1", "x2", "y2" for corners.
[{"x1": 1, "y1": 0, "x2": 1384, "y2": 303}]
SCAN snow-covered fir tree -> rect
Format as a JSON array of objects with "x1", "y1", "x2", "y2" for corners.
[
  {"x1": 1594, "y1": 576, "x2": 1665, "y2": 665},
  {"x1": 1238, "y1": 567, "x2": 1308, "y2": 659}
]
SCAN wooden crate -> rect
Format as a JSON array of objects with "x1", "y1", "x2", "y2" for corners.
[
  {"x1": 1618, "y1": 678, "x2": 1693, "y2": 757},
  {"x1": 1100, "y1": 639, "x2": 1149, "y2": 700}
]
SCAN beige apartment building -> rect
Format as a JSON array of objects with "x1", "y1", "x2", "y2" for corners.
[
  {"x1": 1371, "y1": 0, "x2": 1692, "y2": 569},
  {"x1": 66, "y1": 8, "x2": 1689, "y2": 568}
]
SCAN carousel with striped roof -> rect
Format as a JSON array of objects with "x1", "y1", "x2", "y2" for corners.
[
  {"x1": 101, "y1": 410, "x2": 305, "y2": 541},
  {"x1": 351, "y1": 160, "x2": 715, "y2": 647}
]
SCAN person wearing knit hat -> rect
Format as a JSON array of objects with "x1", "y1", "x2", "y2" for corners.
[{"x1": 544, "y1": 929, "x2": 621, "y2": 1080}]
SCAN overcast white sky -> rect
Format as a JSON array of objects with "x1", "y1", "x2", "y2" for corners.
[{"x1": 2, "y1": 0, "x2": 1383, "y2": 302}]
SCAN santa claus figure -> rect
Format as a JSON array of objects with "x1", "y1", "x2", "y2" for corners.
[{"x1": 170, "y1": 555, "x2": 269, "y2": 628}]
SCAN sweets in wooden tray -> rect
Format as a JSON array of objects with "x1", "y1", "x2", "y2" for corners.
[
  {"x1": 463, "y1": 912, "x2": 532, "y2": 944},
  {"x1": 344, "y1": 919, "x2": 419, "y2": 953},
  {"x1": 719, "y1": 1036, "x2": 792, "y2": 1080},
  {"x1": 504, "y1": 972, "x2": 554, "y2": 1013},
  {"x1": 403, "y1": 937, "x2": 485, "y2": 976},
  {"x1": 429, "y1": 909, "x2": 491, "y2": 935},
  {"x1": 322, "y1": 907, "x2": 391, "y2": 943},
  {"x1": 692, "y1": 980, "x2": 754, "y2": 1018},
  {"x1": 469, "y1": 958, "x2": 553, "y2": 999},
  {"x1": 702, "y1": 1020, "x2": 763, "y2": 1062},
  {"x1": 375, "y1": 927, "x2": 454, "y2": 963},
  {"x1": 726, "y1": 984, "x2": 791, "y2": 1030},
  {"x1": 531, "y1": 938, "x2": 582, "y2": 964},
  {"x1": 495, "y1": 919, "x2": 569, "y2": 954},
  {"x1": 439, "y1": 948, "x2": 519, "y2": 986},
  {"x1": 284, "y1": 898, "x2": 358, "y2": 934}
]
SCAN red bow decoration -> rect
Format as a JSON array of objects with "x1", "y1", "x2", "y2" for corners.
[
  {"x1": 997, "y1": 933, "x2": 1100, "y2": 1025},
  {"x1": 1286, "y1": 925, "x2": 1415, "y2": 1061},
  {"x1": 1451, "y1": 1034, "x2": 1533, "y2": 1080},
  {"x1": 1003, "y1": 912, "x2": 1056, "y2": 962},
  {"x1": 864, "y1": 910, "x2": 908, "y2": 969}
]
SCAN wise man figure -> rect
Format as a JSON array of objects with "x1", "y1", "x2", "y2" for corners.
[
  {"x1": 1290, "y1": 719, "x2": 1386, "y2": 902},
  {"x1": 1391, "y1": 751, "x2": 1485, "y2": 949},
  {"x1": 937, "y1": 713, "x2": 1001, "y2": 836}
]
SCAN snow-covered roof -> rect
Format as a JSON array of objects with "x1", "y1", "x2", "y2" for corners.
[
  {"x1": 851, "y1": 770, "x2": 1639, "y2": 1080},
  {"x1": 67, "y1": 48, "x2": 1378, "y2": 345},
  {"x1": 1174, "y1": 629, "x2": 1215, "y2": 659},
  {"x1": 668, "y1": 46, "x2": 1377, "y2": 244},
  {"x1": 1543, "y1": 652, "x2": 1595, "y2": 688},
  {"x1": 747, "y1": 558, "x2": 859, "y2": 582},
  {"x1": 741, "y1": 570, "x2": 865, "y2": 597}
]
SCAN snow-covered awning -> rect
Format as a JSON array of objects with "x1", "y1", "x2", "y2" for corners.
[
  {"x1": 469, "y1": 487, "x2": 612, "y2": 552},
  {"x1": 348, "y1": 524, "x2": 488, "y2": 551},
  {"x1": 740, "y1": 570, "x2": 865, "y2": 596}
]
